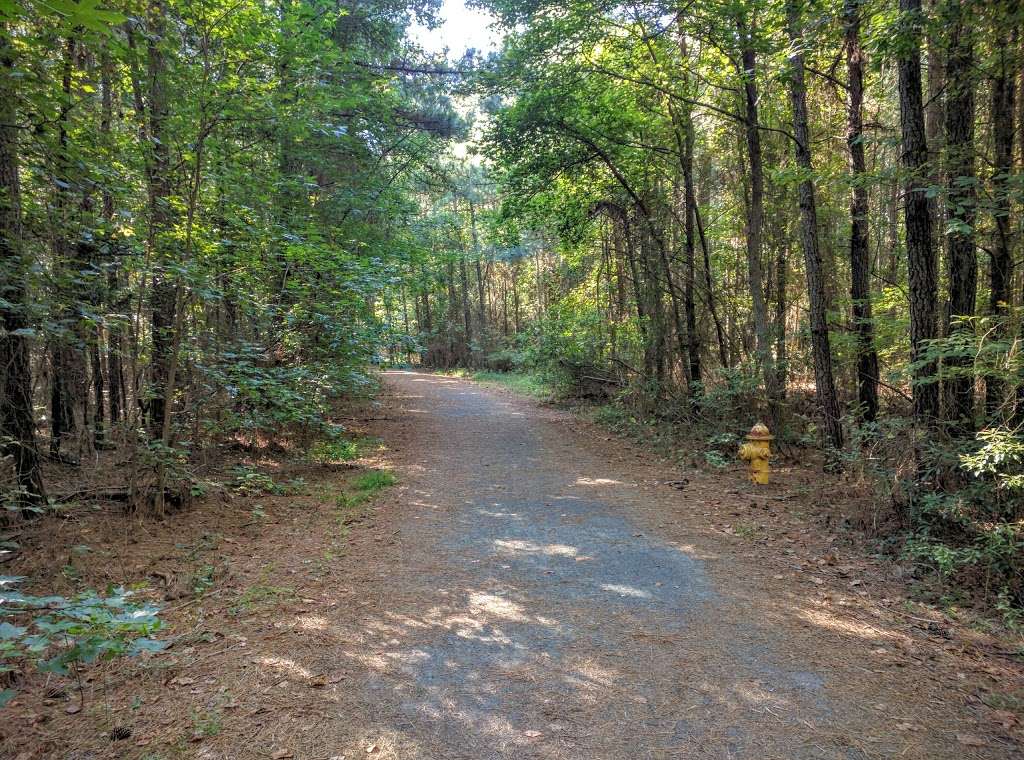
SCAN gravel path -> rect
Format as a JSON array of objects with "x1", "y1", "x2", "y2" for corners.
[{"x1": 324, "y1": 371, "x2": 1017, "y2": 760}]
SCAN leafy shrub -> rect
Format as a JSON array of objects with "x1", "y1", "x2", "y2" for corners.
[
  {"x1": 1, "y1": 577, "x2": 166, "y2": 706},
  {"x1": 900, "y1": 425, "x2": 1024, "y2": 625},
  {"x1": 229, "y1": 466, "x2": 283, "y2": 496},
  {"x1": 483, "y1": 347, "x2": 528, "y2": 372},
  {"x1": 198, "y1": 342, "x2": 365, "y2": 445},
  {"x1": 307, "y1": 439, "x2": 360, "y2": 464}
]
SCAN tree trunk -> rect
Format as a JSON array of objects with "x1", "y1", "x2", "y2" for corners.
[
  {"x1": 898, "y1": 0, "x2": 940, "y2": 427},
  {"x1": 50, "y1": 37, "x2": 87, "y2": 460},
  {"x1": 844, "y1": 0, "x2": 880, "y2": 423},
  {"x1": 989, "y1": 23, "x2": 1016, "y2": 419},
  {"x1": 941, "y1": 0, "x2": 977, "y2": 434},
  {"x1": 138, "y1": 2, "x2": 177, "y2": 438},
  {"x1": 460, "y1": 256, "x2": 473, "y2": 360},
  {"x1": 775, "y1": 245, "x2": 787, "y2": 397},
  {"x1": 100, "y1": 51, "x2": 122, "y2": 426},
  {"x1": 0, "y1": 23, "x2": 46, "y2": 505},
  {"x1": 681, "y1": 92, "x2": 701, "y2": 389},
  {"x1": 469, "y1": 199, "x2": 486, "y2": 341},
  {"x1": 787, "y1": 0, "x2": 844, "y2": 455},
  {"x1": 737, "y1": 14, "x2": 782, "y2": 428}
]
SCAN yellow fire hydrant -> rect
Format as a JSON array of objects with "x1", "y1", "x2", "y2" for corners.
[{"x1": 738, "y1": 422, "x2": 773, "y2": 485}]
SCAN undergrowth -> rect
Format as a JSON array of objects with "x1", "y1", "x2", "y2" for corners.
[{"x1": 444, "y1": 369, "x2": 554, "y2": 399}]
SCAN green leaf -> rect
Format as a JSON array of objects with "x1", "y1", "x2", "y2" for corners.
[{"x1": 0, "y1": 622, "x2": 25, "y2": 639}]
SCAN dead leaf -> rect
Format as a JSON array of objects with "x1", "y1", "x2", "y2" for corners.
[
  {"x1": 366, "y1": 744, "x2": 379, "y2": 754},
  {"x1": 956, "y1": 734, "x2": 986, "y2": 747},
  {"x1": 991, "y1": 710, "x2": 1019, "y2": 729},
  {"x1": 65, "y1": 704, "x2": 81, "y2": 715},
  {"x1": 170, "y1": 676, "x2": 195, "y2": 686},
  {"x1": 271, "y1": 751, "x2": 294, "y2": 759},
  {"x1": 524, "y1": 730, "x2": 543, "y2": 739}
]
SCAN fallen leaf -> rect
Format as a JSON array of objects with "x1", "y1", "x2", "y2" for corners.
[
  {"x1": 524, "y1": 730, "x2": 543, "y2": 738},
  {"x1": 956, "y1": 734, "x2": 986, "y2": 747},
  {"x1": 272, "y1": 751, "x2": 294, "y2": 759},
  {"x1": 65, "y1": 704, "x2": 81, "y2": 715},
  {"x1": 992, "y1": 710, "x2": 1019, "y2": 729}
]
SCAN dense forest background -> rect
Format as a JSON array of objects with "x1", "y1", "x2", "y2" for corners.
[{"x1": 1, "y1": 0, "x2": 1023, "y2": 627}]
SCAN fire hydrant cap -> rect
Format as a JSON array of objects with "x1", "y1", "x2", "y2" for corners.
[{"x1": 747, "y1": 422, "x2": 774, "y2": 441}]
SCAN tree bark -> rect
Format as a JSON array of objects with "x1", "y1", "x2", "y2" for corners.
[
  {"x1": 136, "y1": 2, "x2": 177, "y2": 438},
  {"x1": 100, "y1": 51, "x2": 122, "y2": 426},
  {"x1": 0, "y1": 23, "x2": 46, "y2": 505},
  {"x1": 737, "y1": 13, "x2": 782, "y2": 428},
  {"x1": 787, "y1": 0, "x2": 844, "y2": 455},
  {"x1": 989, "y1": 21, "x2": 1016, "y2": 419},
  {"x1": 50, "y1": 37, "x2": 87, "y2": 459},
  {"x1": 898, "y1": 0, "x2": 940, "y2": 429},
  {"x1": 844, "y1": 0, "x2": 881, "y2": 424},
  {"x1": 941, "y1": 0, "x2": 977, "y2": 434}
]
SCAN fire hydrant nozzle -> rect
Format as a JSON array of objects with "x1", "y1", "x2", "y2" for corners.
[{"x1": 738, "y1": 422, "x2": 773, "y2": 485}]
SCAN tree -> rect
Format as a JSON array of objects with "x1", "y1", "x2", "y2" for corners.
[
  {"x1": 843, "y1": 0, "x2": 879, "y2": 424},
  {"x1": 786, "y1": 0, "x2": 843, "y2": 454},
  {"x1": 941, "y1": 0, "x2": 977, "y2": 434},
  {"x1": 897, "y1": 0, "x2": 939, "y2": 428},
  {"x1": 0, "y1": 21, "x2": 45, "y2": 506}
]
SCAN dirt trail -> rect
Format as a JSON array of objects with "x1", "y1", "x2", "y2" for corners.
[
  {"x1": 14, "y1": 369, "x2": 1015, "y2": 759},
  {"x1": 318, "y1": 371, "x2": 1019, "y2": 759}
]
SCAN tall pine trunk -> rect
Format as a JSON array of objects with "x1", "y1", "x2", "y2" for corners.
[
  {"x1": 0, "y1": 23, "x2": 45, "y2": 505},
  {"x1": 138, "y1": 2, "x2": 177, "y2": 439},
  {"x1": 844, "y1": 0, "x2": 880, "y2": 424},
  {"x1": 898, "y1": 0, "x2": 940, "y2": 428},
  {"x1": 787, "y1": 0, "x2": 844, "y2": 455},
  {"x1": 737, "y1": 13, "x2": 781, "y2": 428},
  {"x1": 941, "y1": 0, "x2": 977, "y2": 434},
  {"x1": 989, "y1": 22, "x2": 1016, "y2": 419}
]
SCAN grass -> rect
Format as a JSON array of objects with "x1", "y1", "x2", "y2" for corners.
[
  {"x1": 333, "y1": 468, "x2": 398, "y2": 538},
  {"x1": 447, "y1": 369, "x2": 554, "y2": 399},
  {"x1": 353, "y1": 469, "x2": 397, "y2": 491}
]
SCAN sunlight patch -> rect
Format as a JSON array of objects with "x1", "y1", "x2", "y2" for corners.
[
  {"x1": 493, "y1": 538, "x2": 579, "y2": 557},
  {"x1": 467, "y1": 592, "x2": 529, "y2": 622},
  {"x1": 600, "y1": 583, "x2": 651, "y2": 599}
]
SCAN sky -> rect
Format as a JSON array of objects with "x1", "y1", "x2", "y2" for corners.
[{"x1": 408, "y1": 0, "x2": 502, "y2": 57}]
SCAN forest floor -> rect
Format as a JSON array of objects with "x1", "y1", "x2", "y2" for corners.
[{"x1": 3, "y1": 369, "x2": 1024, "y2": 759}]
